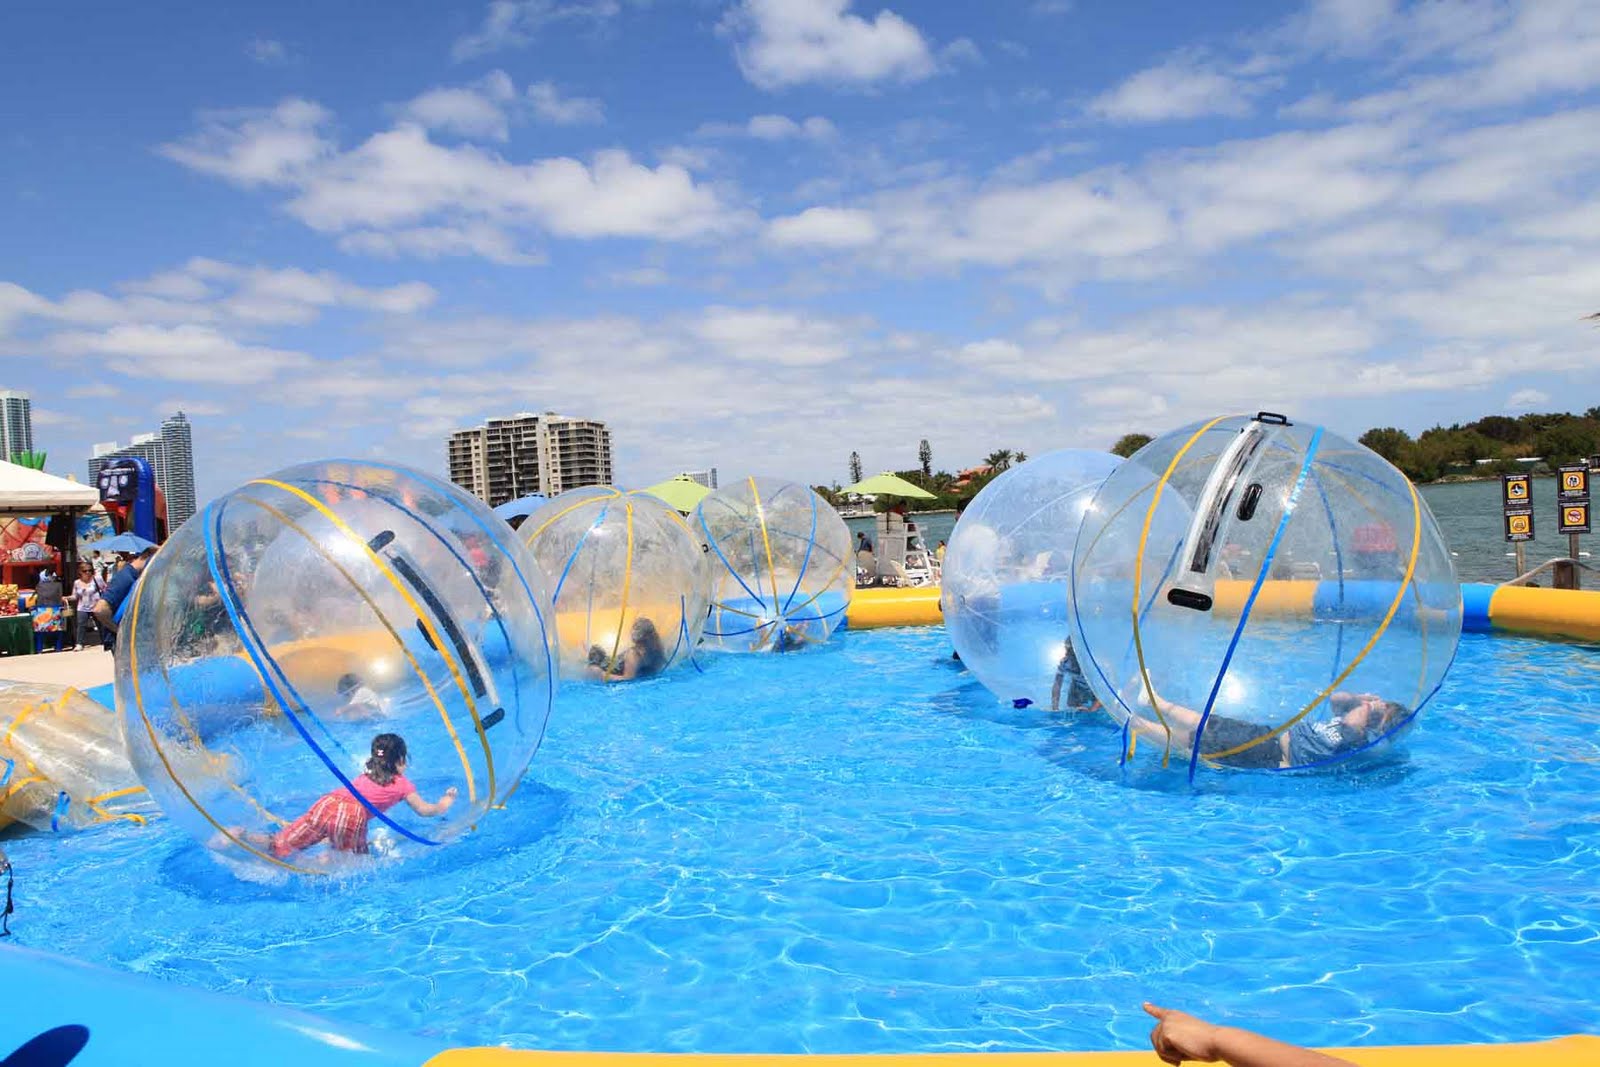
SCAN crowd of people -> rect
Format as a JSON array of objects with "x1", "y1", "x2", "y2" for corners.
[{"x1": 11, "y1": 546, "x2": 156, "y2": 654}]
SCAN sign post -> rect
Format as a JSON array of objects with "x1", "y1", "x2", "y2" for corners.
[
  {"x1": 1557, "y1": 465, "x2": 1591, "y2": 590},
  {"x1": 1501, "y1": 473, "x2": 1534, "y2": 580}
]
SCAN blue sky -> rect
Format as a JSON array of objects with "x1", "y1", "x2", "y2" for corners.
[{"x1": 3, "y1": 0, "x2": 1598, "y2": 504}]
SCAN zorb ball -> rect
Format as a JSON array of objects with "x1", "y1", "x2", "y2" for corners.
[
  {"x1": 116, "y1": 460, "x2": 557, "y2": 877},
  {"x1": 942, "y1": 450, "x2": 1121, "y2": 708},
  {"x1": 1071, "y1": 413, "x2": 1461, "y2": 778},
  {"x1": 695, "y1": 478, "x2": 853, "y2": 652},
  {"x1": 521, "y1": 487, "x2": 711, "y2": 678}
]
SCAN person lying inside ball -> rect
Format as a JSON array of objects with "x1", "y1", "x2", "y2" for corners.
[
  {"x1": 1130, "y1": 690, "x2": 1406, "y2": 769},
  {"x1": 327, "y1": 671, "x2": 385, "y2": 721},
  {"x1": 233, "y1": 733, "x2": 456, "y2": 857}
]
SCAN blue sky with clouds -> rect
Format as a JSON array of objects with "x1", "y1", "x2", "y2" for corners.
[{"x1": 3, "y1": 0, "x2": 1598, "y2": 503}]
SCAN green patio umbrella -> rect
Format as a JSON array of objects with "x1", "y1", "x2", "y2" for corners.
[
  {"x1": 640, "y1": 474, "x2": 713, "y2": 513},
  {"x1": 842, "y1": 471, "x2": 937, "y2": 500}
]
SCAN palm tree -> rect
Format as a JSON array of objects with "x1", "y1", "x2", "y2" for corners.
[
  {"x1": 1014, "y1": 450, "x2": 1028, "y2": 465},
  {"x1": 984, "y1": 449, "x2": 1014, "y2": 472}
]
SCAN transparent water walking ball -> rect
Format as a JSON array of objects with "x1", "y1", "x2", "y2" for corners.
[
  {"x1": 116, "y1": 460, "x2": 558, "y2": 877},
  {"x1": 695, "y1": 478, "x2": 854, "y2": 652},
  {"x1": 521, "y1": 487, "x2": 711, "y2": 678},
  {"x1": 942, "y1": 450, "x2": 1122, "y2": 708},
  {"x1": 1070, "y1": 413, "x2": 1461, "y2": 777}
]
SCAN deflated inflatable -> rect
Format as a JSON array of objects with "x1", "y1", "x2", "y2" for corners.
[{"x1": 0, "y1": 682, "x2": 153, "y2": 832}]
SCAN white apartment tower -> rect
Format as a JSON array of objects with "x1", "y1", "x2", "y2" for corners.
[
  {"x1": 448, "y1": 412, "x2": 613, "y2": 506},
  {"x1": 0, "y1": 390, "x2": 33, "y2": 461}
]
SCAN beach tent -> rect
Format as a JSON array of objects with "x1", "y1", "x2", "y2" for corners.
[
  {"x1": 492, "y1": 493, "x2": 547, "y2": 528},
  {"x1": 842, "y1": 472, "x2": 937, "y2": 501},
  {"x1": 640, "y1": 475, "x2": 712, "y2": 514},
  {"x1": 0, "y1": 461, "x2": 100, "y2": 518},
  {"x1": 0, "y1": 461, "x2": 101, "y2": 592}
]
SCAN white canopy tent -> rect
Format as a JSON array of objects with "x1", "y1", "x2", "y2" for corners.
[{"x1": 0, "y1": 461, "x2": 99, "y2": 518}]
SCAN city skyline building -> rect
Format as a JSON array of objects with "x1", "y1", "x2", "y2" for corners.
[
  {"x1": 447, "y1": 412, "x2": 613, "y2": 506},
  {"x1": 1, "y1": 390, "x2": 33, "y2": 462},
  {"x1": 681, "y1": 469, "x2": 718, "y2": 490},
  {"x1": 87, "y1": 411, "x2": 199, "y2": 529}
]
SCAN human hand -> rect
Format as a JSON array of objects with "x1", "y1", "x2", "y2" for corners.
[
  {"x1": 441, "y1": 787, "x2": 458, "y2": 809},
  {"x1": 1144, "y1": 1003, "x2": 1223, "y2": 1064}
]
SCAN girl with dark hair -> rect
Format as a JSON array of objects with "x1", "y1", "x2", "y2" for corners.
[
  {"x1": 587, "y1": 617, "x2": 668, "y2": 681},
  {"x1": 241, "y1": 734, "x2": 457, "y2": 859}
]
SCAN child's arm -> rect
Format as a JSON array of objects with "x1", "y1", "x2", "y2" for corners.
[
  {"x1": 1143, "y1": 1004, "x2": 1357, "y2": 1067},
  {"x1": 404, "y1": 787, "x2": 458, "y2": 817}
]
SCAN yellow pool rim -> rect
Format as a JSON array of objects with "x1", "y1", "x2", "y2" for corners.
[
  {"x1": 844, "y1": 581, "x2": 1600, "y2": 644},
  {"x1": 427, "y1": 1035, "x2": 1600, "y2": 1065}
]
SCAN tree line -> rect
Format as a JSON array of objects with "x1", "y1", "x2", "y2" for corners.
[
  {"x1": 822, "y1": 441, "x2": 1032, "y2": 512},
  {"x1": 821, "y1": 406, "x2": 1600, "y2": 511},
  {"x1": 1358, "y1": 409, "x2": 1600, "y2": 482}
]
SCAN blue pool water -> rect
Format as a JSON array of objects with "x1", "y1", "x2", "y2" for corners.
[{"x1": 4, "y1": 626, "x2": 1600, "y2": 1053}]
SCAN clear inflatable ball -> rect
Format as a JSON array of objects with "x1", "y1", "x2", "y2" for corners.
[
  {"x1": 116, "y1": 460, "x2": 558, "y2": 877},
  {"x1": 695, "y1": 478, "x2": 854, "y2": 652},
  {"x1": 521, "y1": 487, "x2": 711, "y2": 679},
  {"x1": 941, "y1": 449, "x2": 1122, "y2": 708},
  {"x1": 1071, "y1": 413, "x2": 1461, "y2": 777}
]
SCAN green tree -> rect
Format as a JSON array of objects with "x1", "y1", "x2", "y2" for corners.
[
  {"x1": 1535, "y1": 419, "x2": 1600, "y2": 466},
  {"x1": 918, "y1": 438, "x2": 932, "y2": 480},
  {"x1": 984, "y1": 449, "x2": 1014, "y2": 473},
  {"x1": 1471, "y1": 415, "x2": 1526, "y2": 444},
  {"x1": 1111, "y1": 433, "x2": 1152, "y2": 458},
  {"x1": 848, "y1": 451, "x2": 862, "y2": 484},
  {"x1": 1014, "y1": 450, "x2": 1028, "y2": 465},
  {"x1": 930, "y1": 470, "x2": 956, "y2": 494},
  {"x1": 1358, "y1": 427, "x2": 1413, "y2": 466}
]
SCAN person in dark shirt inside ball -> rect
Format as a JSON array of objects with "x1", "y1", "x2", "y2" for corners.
[
  {"x1": 586, "y1": 617, "x2": 667, "y2": 681},
  {"x1": 1049, "y1": 638, "x2": 1101, "y2": 712},
  {"x1": 1130, "y1": 689, "x2": 1406, "y2": 769}
]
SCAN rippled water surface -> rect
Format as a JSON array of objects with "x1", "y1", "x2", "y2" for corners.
[{"x1": 5, "y1": 627, "x2": 1600, "y2": 1053}]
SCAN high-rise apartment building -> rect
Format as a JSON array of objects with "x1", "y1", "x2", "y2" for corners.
[
  {"x1": 447, "y1": 412, "x2": 613, "y2": 506},
  {"x1": 0, "y1": 390, "x2": 33, "y2": 461},
  {"x1": 447, "y1": 427, "x2": 491, "y2": 501},
  {"x1": 536, "y1": 415, "x2": 612, "y2": 497},
  {"x1": 681, "y1": 469, "x2": 718, "y2": 490},
  {"x1": 88, "y1": 411, "x2": 199, "y2": 529}
]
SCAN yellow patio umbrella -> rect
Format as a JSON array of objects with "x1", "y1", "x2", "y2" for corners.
[
  {"x1": 640, "y1": 474, "x2": 713, "y2": 513},
  {"x1": 842, "y1": 471, "x2": 937, "y2": 500}
]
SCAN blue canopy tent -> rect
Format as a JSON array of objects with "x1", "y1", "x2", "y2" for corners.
[
  {"x1": 492, "y1": 494, "x2": 546, "y2": 529},
  {"x1": 82, "y1": 532, "x2": 159, "y2": 554}
]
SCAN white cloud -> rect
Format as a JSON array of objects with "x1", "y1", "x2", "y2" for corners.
[
  {"x1": 399, "y1": 71, "x2": 517, "y2": 141},
  {"x1": 526, "y1": 81, "x2": 605, "y2": 125},
  {"x1": 49, "y1": 324, "x2": 313, "y2": 385},
  {"x1": 338, "y1": 225, "x2": 543, "y2": 266},
  {"x1": 155, "y1": 398, "x2": 227, "y2": 417},
  {"x1": 452, "y1": 0, "x2": 621, "y2": 60},
  {"x1": 1288, "y1": 0, "x2": 1400, "y2": 54},
  {"x1": 290, "y1": 129, "x2": 738, "y2": 240},
  {"x1": 160, "y1": 99, "x2": 333, "y2": 186},
  {"x1": 695, "y1": 306, "x2": 860, "y2": 366},
  {"x1": 766, "y1": 206, "x2": 879, "y2": 249},
  {"x1": 721, "y1": 0, "x2": 937, "y2": 90},
  {"x1": 163, "y1": 101, "x2": 744, "y2": 253},
  {"x1": 246, "y1": 38, "x2": 291, "y2": 65},
  {"x1": 697, "y1": 114, "x2": 837, "y2": 141},
  {"x1": 1088, "y1": 54, "x2": 1266, "y2": 122},
  {"x1": 608, "y1": 266, "x2": 670, "y2": 287},
  {"x1": 1508, "y1": 388, "x2": 1550, "y2": 409},
  {"x1": 66, "y1": 383, "x2": 119, "y2": 400},
  {"x1": 2, "y1": 260, "x2": 436, "y2": 389}
]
